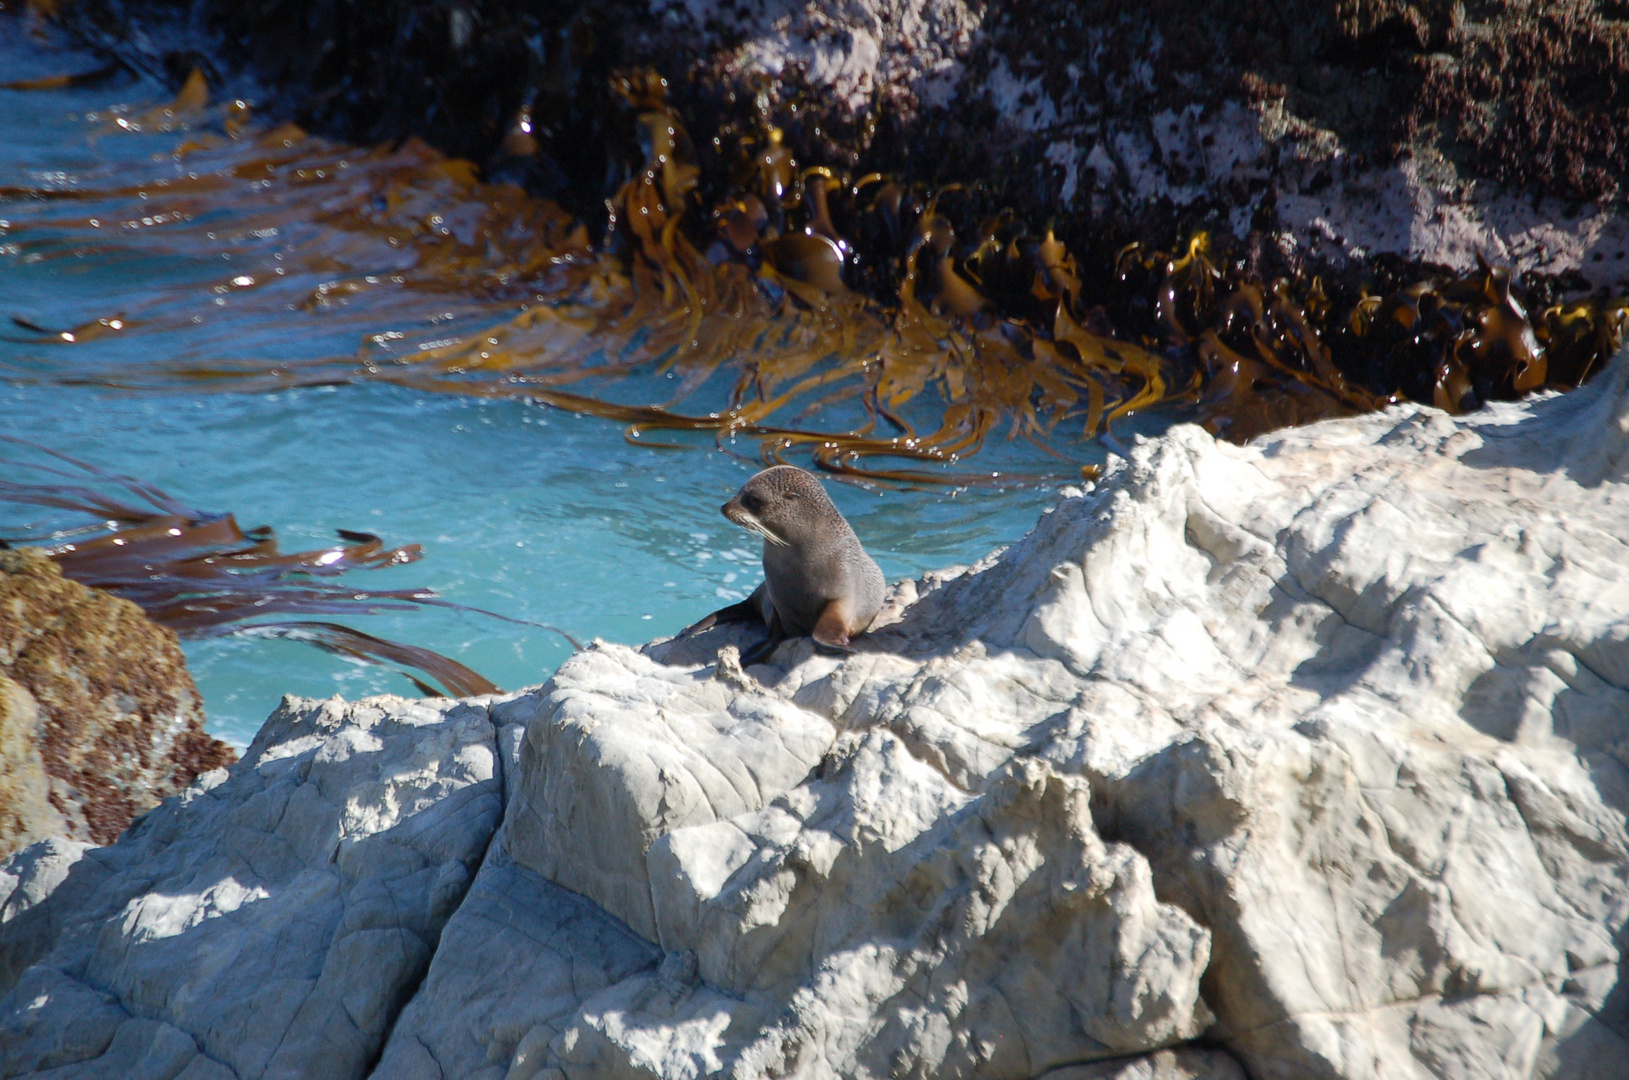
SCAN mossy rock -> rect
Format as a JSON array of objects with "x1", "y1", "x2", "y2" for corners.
[{"x1": 0, "y1": 548, "x2": 235, "y2": 854}]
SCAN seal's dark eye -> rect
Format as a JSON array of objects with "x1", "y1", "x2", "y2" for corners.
[{"x1": 742, "y1": 492, "x2": 764, "y2": 513}]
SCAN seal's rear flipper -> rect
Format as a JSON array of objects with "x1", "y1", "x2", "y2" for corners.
[
  {"x1": 681, "y1": 584, "x2": 766, "y2": 637},
  {"x1": 740, "y1": 608, "x2": 788, "y2": 665},
  {"x1": 810, "y1": 600, "x2": 857, "y2": 654}
]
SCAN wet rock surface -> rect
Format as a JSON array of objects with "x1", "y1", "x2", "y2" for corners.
[
  {"x1": 5, "y1": 350, "x2": 1629, "y2": 1077},
  {"x1": 0, "y1": 548, "x2": 234, "y2": 854}
]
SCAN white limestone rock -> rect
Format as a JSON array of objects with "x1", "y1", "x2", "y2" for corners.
[
  {"x1": 502, "y1": 646, "x2": 841, "y2": 943},
  {"x1": 0, "y1": 694, "x2": 503, "y2": 1080},
  {"x1": 455, "y1": 350, "x2": 1628, "y2": 1078},
  {"x1": 1040, "y1": 1051, "x2": 1248, "y2": 1080},
  {"x1": 368, "y1": 834, "x2": 665, "y2": 1080},
  {"x1": 464, "y1": 632, "x2": 1214, "y2": 1079}
]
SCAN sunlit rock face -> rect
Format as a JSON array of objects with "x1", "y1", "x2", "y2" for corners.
[
  {"x1": 0, "y1": 696, "x2": 502, "y2": 1079},
  {"x1": 5, "y1": 353, "x2": 1629, "y2": 1078}
]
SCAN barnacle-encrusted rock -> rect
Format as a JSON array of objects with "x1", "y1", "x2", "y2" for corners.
[
  {"x1": 0, "y1": 548, "x2": 234, "y2": 854},
  {"x1": 5, "y1": 354, "x2": 1629, "y2": 1078},
  {"x1": 0, "y1": 673, "x2": 62, "y2": 858}
]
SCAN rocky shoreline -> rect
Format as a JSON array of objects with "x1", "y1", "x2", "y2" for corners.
[
  {"x1": 5, "y1": 6, "x2": 1629, "y2": 1074},
  {"x1": 4, "y1": 349, "x2": 1627, "y2": 1079}
]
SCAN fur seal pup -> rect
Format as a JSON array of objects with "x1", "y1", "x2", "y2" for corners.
[{"x1": 687, "y1": 465, "x2": 885, "y2": 664}]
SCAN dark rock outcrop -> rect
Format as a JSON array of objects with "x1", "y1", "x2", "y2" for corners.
[{"x1": 53, "y1": 0, "x2": 1629, "y2": 289}]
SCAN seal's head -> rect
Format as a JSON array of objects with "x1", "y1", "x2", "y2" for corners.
[{"x1": 721, "y1": 465, "x2": 842, "y2": 549}]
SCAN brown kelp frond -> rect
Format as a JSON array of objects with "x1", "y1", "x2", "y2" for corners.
[
  {"x1": 0, "y1": 434, "x2": 202, "y2": 526},
  {"x1": 23, "y1": 503, "x2": 442, "y2": 638},
  {"x1": 0, "y1": 441, "x2": 558, "y2": 693},
  {"x1": 1, "y1": 59, "x2": 121, "y2": 91},
  {"x1": 3, "y1": 71, "x2": 1626, "y2": 470},
  {"x1": 235, "y1": 622, "x2": 499, "y2": 698}
]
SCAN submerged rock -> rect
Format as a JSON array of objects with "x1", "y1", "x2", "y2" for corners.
[
  {"x1": 0, "y1": 549, "x2": 234, "y2": 855},
  {"x1": 5, "y1": 353, "x2": 1629, "y2": 1076}
]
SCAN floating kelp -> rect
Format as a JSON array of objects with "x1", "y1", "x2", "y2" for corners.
[
  {"x1": 0, "y1": 436, "x2": 560, "y2": 696},
  {"x1": 234, "y1": 622, "x2": 498, "y2": 698},
  {"x1": 1, "y1": 64, "x2": 1625, "y2": 479}
]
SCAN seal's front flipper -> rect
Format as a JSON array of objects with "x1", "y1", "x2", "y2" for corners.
[
  {"x1": 681, "y1": 584, "x2": 766, "y2": 637},
  {"x1": 810, "y1": 600, "x2": 857, "y2": 654},
  {"x1": 740, "y1": 608, "x2": 788, "y2": 665}
]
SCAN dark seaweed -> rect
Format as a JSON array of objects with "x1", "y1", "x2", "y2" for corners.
[{"x1": 0, "y1": 436, "x2": 575, "y2": 696}]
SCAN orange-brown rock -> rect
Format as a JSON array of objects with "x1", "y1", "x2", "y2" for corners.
[{"x1": 0, "y1": 548, "x2": 235, "y2": 853}]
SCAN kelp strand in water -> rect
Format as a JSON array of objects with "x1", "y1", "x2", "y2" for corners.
[
  {"x1": 0, "y1": 436, "x2": 573, "y2": 696},
  {"x1": 1, "y1": 66, "x2": 1625, "y2": 483}
]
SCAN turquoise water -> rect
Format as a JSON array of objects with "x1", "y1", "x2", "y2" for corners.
[{"x1": 0, "y1": 24, "x2": 1110, "y2": 746}]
